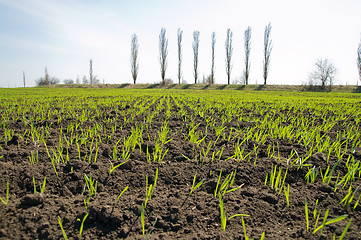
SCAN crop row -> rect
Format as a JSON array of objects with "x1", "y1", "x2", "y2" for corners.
[{"x1": 0, "y1": 88, "x2": 360, "y2": 239}]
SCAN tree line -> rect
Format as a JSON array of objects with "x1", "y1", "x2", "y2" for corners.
[
  {"x1": 32, "y1": 24, "x2": 361, "y2": 88},
  {"x1": 131, "y1": 23, "x2": 273, "y2": 86}
]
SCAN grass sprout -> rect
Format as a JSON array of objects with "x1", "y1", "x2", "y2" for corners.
[
  {"x1": 189, "y1": 171, "x2": 205, "y2": 196},
  {"x1": 114, "y1": 186, "x2": 129, "y2": 208},
  {"x1": 57, "y1": 216, "x2": 68, "y2": 240},
  {"x1": 109, "y1": 159, "x2": 130, "y2": 176},
  {"x1": 84, "y1": 174, "x2": 97, "y2": 197},
  {"x1": 0, "y1": 181, "x2": 9, "y2": 205},
  {"x1": 145, "y1": 168, "x2": 158, "y2": 208},
  {"x1": 77, "y1": 212, "x2": 89, "y2": 240},
  {"x1": 219, "y1": 195, "x2": 249, "y2": 231}
]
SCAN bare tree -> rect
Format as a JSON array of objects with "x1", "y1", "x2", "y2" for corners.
[
  {"x1": 22, "y1": 71, "x2": 25, "y2": 87},
  {"x1": 63, "y1": 79, "x2": 74, "y2": 84},
  {"x1": 159, "y1": 28, "x2": 168, "y2": 84},
  {"x1": 357, "y1": 40, "x2": 361, "y2": 85},
  {"x1": 45, "y1": 67, "x2": 49, "y2": 85},
  {"x1": 130, "y1": 33, "x2": 139, "y2": 84},
  {"x1": 263, "y1": 23, "x2": 272, "y2": 85},
  {"x1": 309, "y1": 58, "x2": 336, "y2": 91},
  {"x1": 210, "y1": 32, "x2": 216, "y2": 84},
  {"x1": 244, "y1": 26, "x2": 252, "y2": 85},
  {"x1": 177, "y1": 29, "x2": 183, "y2": 84},
  {"x1": 36, "y1": 69, "x2": 59, "y2": 86},
  {"x1": 82, "y1": 76, "x2": 89, "y2": 84},
  {"x1": 89, "y1": 59, "x2": 93, "y2": 84},
  {"x1": 225, "y1": 29, "x2": 233, "y2": 85},
  {"x1": 193, "y1": 31, "x2": 200, "y2": 84}
]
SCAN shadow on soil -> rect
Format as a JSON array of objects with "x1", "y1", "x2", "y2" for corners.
[
  {"x1": 147, "y1": 84, "x2": 160, "y2": 89},
  {"x1": 301, "y1": 85, "x2": 330, "y2": 92},
  {"x1": 182, "y1": 84, "x2": 192, "y2": 89},
  {"x1": 202, "y1": 84, "x2": 210, "y2": 90},
  {"x1": 237, "y1": 85, "x2": 246, "y2": 90},
  {"x1": 354, "y1": 86, "x2": 361, "y2": 93},
  {"x1": 256, "y1": 85, "x2": 265, "y2": 91},
  {"x1": 118, "y1": 83, "x2": 130, "y2": 88},
  {"x1": 217, "y1": 85, "x2": 227, "y2": 90}
]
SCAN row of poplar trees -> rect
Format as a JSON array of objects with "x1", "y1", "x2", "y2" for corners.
[{"x1": 130, "y1": 23, "x2": 273, "y2": 85}]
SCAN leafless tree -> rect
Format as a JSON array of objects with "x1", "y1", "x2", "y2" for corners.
[
  {"x1": 193, "y1": 31, "x2": 200, "y2": 84},
  {"x1": 210, "y1": 32, "x2": 216, "y2": 84},
  {"x1": 130, "y1": 33, "x2": 139, "y2": 84},
  {"x1": 309, "y1": 58, "x2": 336, "y2": 91},
  {"x1": 225, "y1": 28, "x2": 233, "y2": 85},
  {"x1": 244, "y1": 26, "x2": 252, "y2": 85},
  {"x1": 159, "y1": 28, "x2": 168, "y2": 84},
  {"x1": 22, "y1": 71, "x2": 25, "y2": 87},
  {"x1": 82, "y1": 76, "x2": 89, "y2": 84},
  {"x1": 89, "y1": 59, "x2": 93, "y2": 84},
  {"x1": 357, "y1": 40, "x2": 361, "y2": 85},
  {"x1": 63, "y1": 79, "x2": 74, "y2": 84},
  {"x1": 263, "y1": 23, "x2": 272, "y2": 85},
  {"x1": 36, "y1": 69, "x2": 59, "y2": 86},
  {"x1": 45, "y1": 67, "x2": 49, "y2": 85},
  {"x1": 177, "y1": 29, "x2": 183, "y2": 84}
]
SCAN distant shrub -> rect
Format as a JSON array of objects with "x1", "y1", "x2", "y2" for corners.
[
  {"x1": 63, "y1": 79, "x2": 74, "y2": 84},
  {"x1": 36, "y1": 76, "x2": 60, "y2": 86}
]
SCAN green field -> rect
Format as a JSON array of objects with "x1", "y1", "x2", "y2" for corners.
[{"x1": 0, "y1": 87, "x2": 360, "y2": 239}]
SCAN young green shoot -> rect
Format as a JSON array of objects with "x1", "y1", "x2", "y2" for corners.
[
  {"x1": 145, "y1": 168, "x2": 158, "y2": 208},
  {"x1": 57, "y1": 216, "x2": 68, "y2": 240},
  {"x1": 84, "y1": 174, "x2": 97, "y2": 197},
  {"x1": 114, "y1": 186, "x2": 128, "y2": 208},
  {"x1": 219, "y1": 195, "x2": 249, "y2": 231},
  {"x1": 189, "y1": 171, "x2": 205, "y2": 196},
  {"x1": 305, "y1": 199, "x2": 309, "y2": 231},
  {"x1": 77, "y1": 212, "x2": 89, "y2": 240},
  {"x1": 109, "y1": 159, "x2": 130, "y2": 176},
  {"x1": 0, "y1": 181, "x2": 9, "y2": 205},
  {"x1": 141, "y1": 203, "x2": 145, "y2": 236},
  {"x1": 339, "y1": 218, "x2": 352, "y2": 240},
  {"x1": 284, "y1": 184, "x2": 290, "y2": 208}
]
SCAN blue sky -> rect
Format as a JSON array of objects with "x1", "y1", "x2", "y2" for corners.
[{"x1": 0, "y1": 0, "x2": 360, "y2": 87}]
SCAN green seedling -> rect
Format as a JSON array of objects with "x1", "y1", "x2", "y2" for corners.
[
  {"x1": 189, "y1": 171, "x2": 205, "y2": 196},
  {"x1": 305, "y1": 166, "x2": 318, "y2": 184},
  {"x1": 266, "y1": 165, "x2": 288, "y2": 194},
  {"x1": 145, "y1": 218, "x2": 158, "y2": 240},
  {"x1": 114, "y1": 186, "x2": 128, "y2": 208},
  {"x1": 313, "y1": 211, "x2": 348, "y2": 235},
  {"x1": 28, "y1": 150, "x2": 38, "y2": 164},
  {"x1": 77, "y1": 212, "x2": 89, "y2": 240},
  {"x1": 214, "y1": 169, "x2": 241, "y2": 198},
  {"x1": 141, "y1": 203, "x2": 145, "y2": 236},
  {"x1": 57, "y1": 216, "x2": 68, "y2": 240},
  {"x1": 0, "y1": 181, "x2": 9, "y2": 205},
  {"x1": 32, "y1": 176, "x2": 46, "y2": 194},
  {"x1": 44, "y1": 142, "x2": 59, "y2": 178},
  {"x1": 305, "y1": 199, "x2": 309, "y2": 231},
  {"x1": 339, "y1": 185, "x2": 360, "y2": 208},
  {"x1": 320, "y1": 160, "x2": 340, "y2": 184},
  {"x1": 109, "y1": 159, "x2": 129, "y2": 175},
  {"x1": 241, "y1": 216, "x2": 266, "y2": 240},
  {"x1": 84, "y1": 174, "x2": 97, "y2": 197},
  {"x1": 145, "y1": 168, "x2": 158, "y2": 208},
  {"x1": 219, "y1": 195, "x2": 249, "y2": 231},
  {"x1": 339, "y1": 218, "x2": 352, "y2": 240},
  {"x1": 284, "y1": 184, "x2": 290, "y2": 207}
]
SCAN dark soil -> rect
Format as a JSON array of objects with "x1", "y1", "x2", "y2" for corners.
[{"x1": 0, "y1": 93, "x2": 360, "y2": 240}]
